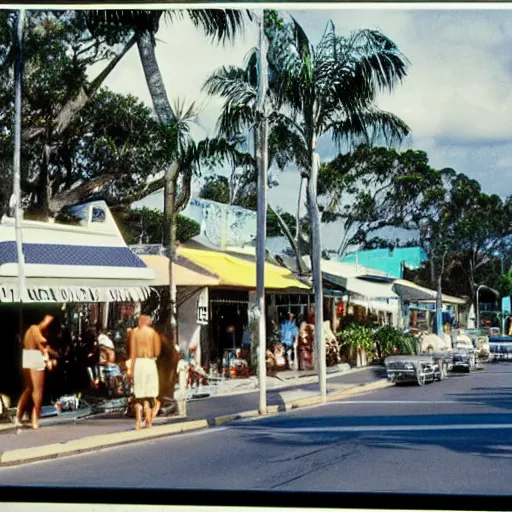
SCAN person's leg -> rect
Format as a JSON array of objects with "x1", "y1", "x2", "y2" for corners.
[
  {"x1": 150, "y1": 398, "x2": 160, "y2": 426},
  {"x1": 16, "y1": 369, "x2": 33, "y2": 423},
  {"x1": 134, "y1": 401, "x2": 143, "y2": 430},
  {"x1": 30, "y1": 369, "x2": 45, "y2": 429},
  {"x1": 143, "y1": 399, "x2": 151, "y2": 427}
]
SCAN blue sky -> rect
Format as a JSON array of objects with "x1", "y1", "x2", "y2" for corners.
[{"x1": 99, "y1": 6, "x2": 512, "y2": 250}]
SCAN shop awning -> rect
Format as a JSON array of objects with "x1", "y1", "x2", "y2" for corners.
[
  {"x1": 0, "y1": 201, "x2": 156, "y2": 303},
  {"x1": 178, "y1": 247, "x2": 310, "y2": 290},
  {"x1": 0, "y1": 276, "x2": 152, "y2": 303},
  {"x1": 392, "y1": 279, "x2": 466, "y2": 305},
  {"x1": 344, "y1": 277, "x2": 398, "y2": 300},
  {"x1": 139, "y1": 255, "x2": 220, "y2": 287}
]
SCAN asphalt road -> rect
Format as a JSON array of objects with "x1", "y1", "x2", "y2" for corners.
[{"x1": 2, "y1": 363, "x2": 512, "y2": 495}]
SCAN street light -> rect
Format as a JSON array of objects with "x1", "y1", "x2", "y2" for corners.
[{"x1": 475, "y1": 284, "x2": 499, "y2": 330}]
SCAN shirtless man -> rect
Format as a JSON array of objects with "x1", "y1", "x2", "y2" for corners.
[
  {"x1": 16, "y1": 315, "x2": 54, "y2": 429},
  {"x1": 128, "y1": 315, "x2": 161, "y2": 430}
]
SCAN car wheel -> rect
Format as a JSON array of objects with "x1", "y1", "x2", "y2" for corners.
[
  {"x1": 438, "y1": 363, "x2": 446, "y2": 381},
  {"x1": 416, "y1": 368, "x2": 425, "y2": 386}
]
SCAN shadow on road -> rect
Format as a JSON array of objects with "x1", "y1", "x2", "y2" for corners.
[
  {"x1": 446, "y1": 387, "x2": 512, "y2": 412},
  {"x1": 232, "y1": 411, "x2": 512, "y2": 460}
]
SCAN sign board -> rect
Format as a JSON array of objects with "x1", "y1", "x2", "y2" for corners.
[
  {"x1": 0, "y1": 285, "x2": 150, "y2": 303},
  {"x1": 502, "y1": 296, "x2": 511, "y2": 315},
  {"x1": 196, "y1": 288, "x2": 209, "y2": 325}
]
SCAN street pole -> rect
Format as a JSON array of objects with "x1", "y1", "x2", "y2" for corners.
[
  {"x1": 256, "y1": 11, "x2": 268, "y2": 415},
  {"x1": 13, "y1": 10, "x2": 26, "y2": 329}
]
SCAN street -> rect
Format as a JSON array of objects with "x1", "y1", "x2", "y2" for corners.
[{"x1": 1, "y1": 363, "x2": 512, "y2": 495}]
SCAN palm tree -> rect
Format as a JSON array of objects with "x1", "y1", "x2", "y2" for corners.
[
  {"x1": 86, "y1": 9, "x2": 248, "y2": 348},
  {"x1": 205, "y1": 16, "x2": 410, "y2": 400}
]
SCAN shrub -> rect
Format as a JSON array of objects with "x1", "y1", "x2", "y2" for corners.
[
  {"x1": 375, "y1": 325, "x2": 416, "y2": 357},
  {"x1": 338, "y1": 324, "x2": 374, "y2": 353}
]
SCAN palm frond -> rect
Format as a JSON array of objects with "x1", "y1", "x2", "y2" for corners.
[
  {"x1": 329, "y1": 108, "x2": 411, "y2": 150},
  {"x1": 180, "y1": 9, "x2": 249, "y2": 45}
]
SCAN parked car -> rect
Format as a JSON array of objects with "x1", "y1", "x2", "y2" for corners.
[
  {"x1": 450, "y1": 347, "x2": 475, "y2": 373},
  {"x1": 385, "y1": 354, "x2": 448, "y2": 386}
]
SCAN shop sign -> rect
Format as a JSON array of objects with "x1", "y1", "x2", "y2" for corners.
[
  {"x1": 196, "y1": 288, "x2": 209, "y2": 325},
  {"x1": 0, "y1": 285, "x2": 149, "y2": 303}
]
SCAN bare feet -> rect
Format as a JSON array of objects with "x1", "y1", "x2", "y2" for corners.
[{"x1": 32, "y1": 423, "x2": 40, "y2": 430}]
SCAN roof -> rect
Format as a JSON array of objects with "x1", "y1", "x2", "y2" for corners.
[
  {"x1": 139, "y1": 255, "x2": 220, "y2": 287},
  {"x1": 303, "y1": 255, "x2": 388, "y2": 279},
  {"x1": 393, "y1": 279, "x2": 466, "y2": 305},
  {"x1": 177, "y1": 247, "x2": 310, "y2": 291}
]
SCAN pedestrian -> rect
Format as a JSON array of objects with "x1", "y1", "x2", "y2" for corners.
[
  {"x1": 280, "y1": 311, "x2": 299, "y2": 370},
  {"x1": 15, "y1": 314, "x2": 55, "y2": 429},
  {"x1": 127, "y1": 314, "x2": 161, "y2": 430}
]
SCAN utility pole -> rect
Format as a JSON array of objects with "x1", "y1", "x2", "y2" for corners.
[
  {"x1": 13, "y1": 10, "x2": 26, "y2": 328},
  {"x1": 256, "y1": 10, "x2": 268, "y2": 415}
]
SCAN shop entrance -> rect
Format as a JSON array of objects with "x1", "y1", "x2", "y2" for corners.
[{"x1": 207, "y1": 290, "x2": 249, "y2": 368}]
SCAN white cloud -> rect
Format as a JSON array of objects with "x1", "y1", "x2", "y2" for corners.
[{"x1": 106, "y1": 7, "x2": 512, "y2": 216}]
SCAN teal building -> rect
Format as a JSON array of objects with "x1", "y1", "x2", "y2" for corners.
[{"x1": 340, "y1": 247, "x2": 427, "y2": 279}]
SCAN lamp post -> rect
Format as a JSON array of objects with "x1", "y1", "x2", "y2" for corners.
[{"x1": 475, "y1": 284, "x2": 500, "y2": 330}]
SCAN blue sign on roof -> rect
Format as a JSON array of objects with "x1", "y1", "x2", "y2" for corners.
[
  {"x1": 340, "y1": 247, "x2": 427, "y2": 278},
  {"x1": 0, "y1": 242, "x2": 147, "y2": 268}
]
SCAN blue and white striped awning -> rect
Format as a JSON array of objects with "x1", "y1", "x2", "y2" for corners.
[{"x1": 0, "y1": 201, "x2": 156, "y2": 303}]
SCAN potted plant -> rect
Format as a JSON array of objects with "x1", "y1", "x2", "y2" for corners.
[{"x1": 338, "y1": 324, "x2": 374, "y2": 368}]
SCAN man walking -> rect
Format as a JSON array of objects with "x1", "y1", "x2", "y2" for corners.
[
  {"x1": 128, "y1": 314, "x2": 161, "y2": 430},
  {"x1": 280, "y1": 311, "x2": 299, "y2": 371}
]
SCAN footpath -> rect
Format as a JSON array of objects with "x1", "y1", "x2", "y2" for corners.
[{"x1": 0, "y1": 364, "x2": 391, "y2": 467}]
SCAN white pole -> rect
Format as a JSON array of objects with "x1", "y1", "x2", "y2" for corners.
[
  {"x1": 13, "y1": 10, "x2": 26, "y2": 307},
  {"x1": 256, "y1": 11, "x2": 268, "y2": 415}
]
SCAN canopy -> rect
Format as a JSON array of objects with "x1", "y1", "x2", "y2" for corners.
[
  {"x1": 303, "y1": 255, "x2": 388, "y2": 279},
  {"x1": 0, "y1": 201, "x2": 155, "y2": 303},
  {"x1": 178, "y1": 247, "x2": 310, "y2": 290},
  {"x1": 393, "y1": 279, "x2": 466, "y2": 305},
  {"x1": 139, "y1": 255, "x2": 220, "y2": 287},
  {"x1": 344, "y1": 277, "x2": 398, "y2": 300}
]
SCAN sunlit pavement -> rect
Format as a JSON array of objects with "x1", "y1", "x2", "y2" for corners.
[{"x1": 1, "y1": 363, "x2": 512, "y2": 495}]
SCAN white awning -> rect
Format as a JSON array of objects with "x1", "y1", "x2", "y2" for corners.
[
  {"x1": 0, "y1": 277, "x2": 152, "y2": 303},
  {"x1": 393, "y1": 279, "x2": 466, "y2": 305},
  {"x1": 344, "y1": 277, "x2": 398, "y2": 300}
]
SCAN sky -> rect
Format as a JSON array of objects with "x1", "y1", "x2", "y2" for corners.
[{"x1": 99, "y1": 5, "x2": 512, "y2": 251}]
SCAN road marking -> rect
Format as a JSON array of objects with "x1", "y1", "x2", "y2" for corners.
[
  {"x1": 239, "y1": 423, "x2": 512, "y2": 434},
  {"x1": 332, "y1": 400, "x2": 478, "y2": 405}
]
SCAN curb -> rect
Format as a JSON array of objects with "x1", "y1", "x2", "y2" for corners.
[
  {"x1": 0, "y1": 378, "x2": 390, "y2": 467},
  {"x1": 0, "y1": 419, "x2": 209, "y2": 466}
]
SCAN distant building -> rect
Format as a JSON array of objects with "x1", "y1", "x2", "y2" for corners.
[{"x1": 339, "y1": 247, "x2": 427, "y2": 279}]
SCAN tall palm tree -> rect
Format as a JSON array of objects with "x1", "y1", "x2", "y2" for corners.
[
  {"x1": 86, "y1": 9, "x2": 249, "y2": 352},
  {"x1": 205, "y1": 16, "x2": 410, "y2": 400}
]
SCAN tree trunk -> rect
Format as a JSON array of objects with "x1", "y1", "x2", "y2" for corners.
[
  {"x1": 137, "y1": 31, "x2": 175, "y2": 126},
  {"x1": 307, "y1": 149, "x2": 326, "y2": 402},
  {"x1": 137, "y1": 30, "x2": 180, "y2": 395},
  {"x1": 435, "y1": 253, "x2": 446, "y2": 337},
  {"x1": 294, "y1": 175, "x2": 306, "y2": 274}
]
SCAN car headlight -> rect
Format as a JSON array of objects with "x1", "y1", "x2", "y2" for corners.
[{"x1": 404, "y1": 362, "x2": 414, "y2": 370}]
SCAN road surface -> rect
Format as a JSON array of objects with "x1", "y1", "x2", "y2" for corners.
[{"x1": 2, "y1": 363, "x2": 512, "y2": 495}]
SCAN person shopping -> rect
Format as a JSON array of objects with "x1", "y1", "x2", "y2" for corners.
[{"x1": 15, "y1": 315, "x2": 55, "y2": 429}]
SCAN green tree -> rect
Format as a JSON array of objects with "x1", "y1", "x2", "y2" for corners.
[
  {"x1": 114, "y1": 207, "x2": 200, "y2": 245},
  {"x1": 0, "y1": 10, "x2": 144, "y2": 217},
  {"x1": 85, "y1": 9, "x2": 249, "y2": 371},
  {"x1": 206, "y1": 15, "x2": 410, "y2": 398}
]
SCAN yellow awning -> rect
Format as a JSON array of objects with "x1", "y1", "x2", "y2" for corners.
[
  {"x1": 178, "y1": 247, "x2": 310, "y2": 290},
  {"x1": 139, "y1": 255, "x2": 220, "y2": 287}
]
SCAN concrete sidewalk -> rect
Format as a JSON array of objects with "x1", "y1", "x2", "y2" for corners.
[{"x1": 0, "y1": 365, "x2": 391, "y2": 467}]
